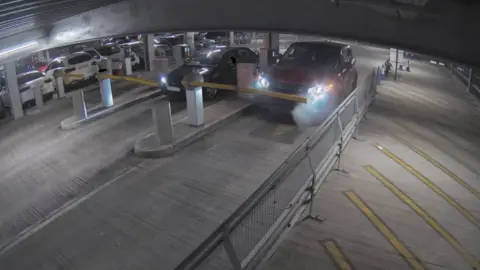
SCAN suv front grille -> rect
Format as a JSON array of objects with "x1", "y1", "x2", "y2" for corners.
[{"x1": 270, "y1": 82, "x2": 303, "y2": 94}]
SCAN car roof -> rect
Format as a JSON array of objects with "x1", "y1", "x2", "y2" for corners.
[
  {"x1": 290, "y1": 41, "x2": 349, "y2": 50},
  {"x1": 53, "y1": 52, "x2": 89, "y2": 62}
]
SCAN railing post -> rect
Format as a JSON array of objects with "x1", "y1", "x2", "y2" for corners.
[
  {"x1": 222, "y1": 225, "x2": 242, "y2": 270},
  {"x1": 352, "y1": 93, "x2": 359, "y2": 140},
  {"x1": 467, "y1": 68, "x2": 473, "y2": 94},
  {"x1": 33, "y1": 84, "x2": 44, "y2": 109},
  {"x1": 182, "y1": 72, "x2": 204, "y2": 126},
  {"x1": 335, "y1": 112, "x2": 345, "y2": 172}
]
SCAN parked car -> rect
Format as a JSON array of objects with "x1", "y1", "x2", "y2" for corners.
[
  {"x1": 161, "y1": 46, "x2": 258, "y2": 99},
  {"x1": 82, "y1": 45, "x2": 140, "y2": 71},
  {"x1": 44, "y1": 52, "x2": 99, "y2": 87},
  {"x1": 253, "y1": 41, "x2": 358, "y2": 114},
  {"x1": 0, "y1": 71, "x2": 55, "y2": 109}
]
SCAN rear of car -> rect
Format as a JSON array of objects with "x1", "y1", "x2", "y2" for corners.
[
  {"x1": 95, "y1": 45, "x2": 124, "y2": 71},
  {"x1": 62, "y1": 53, "x2": 98, "y2": 85},
  {"x1": 1, "y1": 71, "x2": 54, "y2": 107}
]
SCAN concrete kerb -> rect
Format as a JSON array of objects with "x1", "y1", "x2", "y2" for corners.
[
  {"x1": 60, "y1": 86, "x2": 163, "y2": 130},
  {"x1": 134, "y1": 103, "x2": 252, "y2": 158}
]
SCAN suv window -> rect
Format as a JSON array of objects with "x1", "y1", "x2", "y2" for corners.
[
  {"x1": 68, "y1": 53, "x2": 92, "y2": 65},
  {"x1": 96, "y1": 46, "x2": 122, "y2": 56},
  {"x1": 237, "y1": 48, "x2": 256, "y2": 63},
  {"x1": 17, "y1": 72, "x2": 44, "y2": 85},
  {"x1": 85, "y1": 50, "x2": 101, "y2": 59},
  {"x1": 47, "y1": 60, "x2": 65, "y2": 71}
]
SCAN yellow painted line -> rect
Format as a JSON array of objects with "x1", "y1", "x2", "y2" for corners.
[
  {"x1": 321, "y1": 240, "x2": 354, "y2": 270},
  {"x1": 364, "y1": 165, "x2": 480, "y2": 268},
  {"x1": 185, "y1": 81, "x2": 307, "y2": 103},
  {"x1": 344, "y1": 191, "x2": 426, "y2": 270},
  {"x1": 272, "y1": 124, "x2": 295, "y2": 136},
  {"x1": 373, "y1": 143, "x2": 480, "y2": 229},
  {"x1": 395, "y1": 138, "x2": 480, "y2": 200}
]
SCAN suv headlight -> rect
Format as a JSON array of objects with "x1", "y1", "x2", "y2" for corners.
[
  {"x1": 307, "y1": 83, "x2": 334, "y2": 95},
  {"x1": 256, "y1": 74, "x2": 269, "y2": 88}
]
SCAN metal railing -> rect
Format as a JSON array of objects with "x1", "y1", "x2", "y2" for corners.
[{"x1": 174, "y1": 67, "x2": 379, "y2": 270}]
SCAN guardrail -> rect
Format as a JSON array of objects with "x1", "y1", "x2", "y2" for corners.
[{"x1": 174, "y1": 67, "x2": 379, "y2": 270}]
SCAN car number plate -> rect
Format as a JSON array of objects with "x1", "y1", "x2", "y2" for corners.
[{"x1": 167, "y1": 86, "x2": 180, "y2": 92}]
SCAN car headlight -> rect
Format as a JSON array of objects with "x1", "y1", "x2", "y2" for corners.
[
  {"x1": 307, "y1": 83, "x2": 334, "y2": 95},
  {"x1": 256, "y1": 74, "x2": 269, "y2": 88},
  {"x1": 160, "y1": 76, "x2": 167, "y2": 84}
]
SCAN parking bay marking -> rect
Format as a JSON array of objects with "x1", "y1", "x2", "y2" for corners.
[
  {"x1": 344, "y1": 191, "x2": 426, "y2": 270},
  {"x1": 364, "y1": 165, "x2": 480, "y2": 269},
  {"x1": 272, "y1": 124, "x2": 296, "y2": 136},
  {"x1": 320, "y1": 239, "x2": 355, "y2": 270},
  {"x1": 393, "y1": 137, "x2": 480, "y2": 200},
  {"x1": 373, "y1": 143, "x2": 480, "y2": 229}
]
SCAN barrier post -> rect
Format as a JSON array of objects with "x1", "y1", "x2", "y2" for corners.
[
  {"x1": 182, "y1": 72, "x2": 204, "y2": 126},
  {"x1": 153, "y1": 58, "x2": 170, "y2": 92},
  {"x1": 236, "y1": 62, "x2": 256, "y2": 99},
  {"x1": 72, "y1": 90, "x2": 87, "y2": 119},
  {"x1": 152, "y1": 99, "x2": 174, "y2": 144},
  {"x1": 33, "y1": 85, "x2": 44, "y2": 109},
  {"x1": 99, "y1": 77, "x2": 113, "y2": 107},
  {"x1": 53, "y1": 69, "x2": 65, "y2": 99}
]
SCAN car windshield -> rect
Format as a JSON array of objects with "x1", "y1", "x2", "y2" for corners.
[
  {"x1": 187, "y1": 49, "x2": 224, "y2": 66},
  {"x1": 17, "y1": 72, "x2": 44, "y2": 85},
  {"x1": 96, "y1": 46, "x2": 122, "y2": 56},
  {"x1": 279, "y1": 44, "x2": 340, "y2": 67}
]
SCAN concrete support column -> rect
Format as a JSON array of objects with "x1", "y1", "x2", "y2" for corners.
[
  {"x1": 263, "y1": 33, "x2": 280, "y2": 50},
  {"x1": 229, "y1": 32, "x2": 235, "y2": 46},
  {"x1": 72, "y1": 91, "x2": 87, "y2": 119},
  {"x1": 259, "y1": 48, "x2": 269, "y2": 71},
  {"x1": 152, "y1": 100, "x2": 174, "y2": 144},
  {"x1": 182, "y1": 72, "x2": 204, "y2": 127},
  {"x1": 4, "y1": 61, "x2": 23, "y2": 119},
  {"x1": 185, "y1": 32, "x2": 195, "y2": 54},
  {"x1": 173, "y1": 45, "x2": 184, "y2": 69},
  {"x1": 53, "y1": 69, "x2": 65, "y2": 99},
  {"x1": 153, "y1": 58, "x2": 170, "y2": 89},
  {"x1": 99, "y1": 78, "x2": 113, "y2": 107},
  {"x1": 143, "y1": 34, "x2": 155, "y2": 72},
  {"x1": 106, "y1": 58, "x2": 113, "y2": 75},
  {"x1": 236, "y1": 63, "x2": 256, "y2": 99},
  {"x1": 124, "y1": 57, "x2": 132, "y2": 75},
  {"x1": 33, "y1": 84, "x2": 44, "y2": 109},
  {"x1": 37, "y1": 51, "x2": 45, "y2": 61}
]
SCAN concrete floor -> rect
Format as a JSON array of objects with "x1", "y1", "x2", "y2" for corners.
[
  {"x1": 0, "y1": 77, "x2": 218, "y2": 252},
  {"x1": 262, "y1": 60, "x2": 480, "y2": 270},
  {"x1": 0, "y1": 45, "x2": 387, "y2": 269}
]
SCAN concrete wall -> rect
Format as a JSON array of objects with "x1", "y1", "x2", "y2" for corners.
[{"x1": 1, "y1": 0, "x2": 479, "y2": 66}]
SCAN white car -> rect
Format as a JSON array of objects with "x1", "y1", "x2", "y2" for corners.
[
  {"x1": 44, "y1": 52, "x2": 99, "y2": 86},
  {"x1": 85, "y1": 45, "x2": 140, "y2": 72},
  {"x1": 0, "y1": 71, "x2": 55, "y2": 108}
]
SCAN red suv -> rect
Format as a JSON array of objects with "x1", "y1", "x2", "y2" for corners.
[{"x1": 254, "y1": 41, "x2": 357, "y2": 114}]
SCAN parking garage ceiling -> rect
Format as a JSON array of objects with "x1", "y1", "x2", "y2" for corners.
[
  {"x1": 0, "y1": 0, "x2": 479, "y2": 66},
  {"x1": 0, "y1": 0, "x2": 122, "y2": 40}
]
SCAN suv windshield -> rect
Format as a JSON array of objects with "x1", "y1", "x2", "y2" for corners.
[
  {"x1": 279, "y1": 44, "x2": 340, "y2": 67},
  {"x1": 187, "y1": 49, "x2": 224, "y2": 66},
  {"x1": 96, "y1": 46, "x2": 122, "y2": 56},
  {"x1": 17, "y1": 72, "x2": 44, "y2": 85}
]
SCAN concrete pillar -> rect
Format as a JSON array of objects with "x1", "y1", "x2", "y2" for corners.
[
  {"x1": 152, "y1": 100, "x2": 174, "y2": 144},
  {"x1": 173, "y1": 45, "x2": 184, "y2": 68},
  {"x1": 4, "y1": 61, "x2": 24, "y2": 119},
  {"x1": 263, "y1": 33, "x2": 280, "y2": 50},
  {"x1": 45, "y1": 50, "x2": 50, "y2": 61},
  {"x1": 153, "y1": 58, "x2": 170, "y2": 89},
  {"x1": 259, "y1": 48, "x2": 269, "y2": 71},
  {"x1": 53, "y1": 69, "x2": 66, "y2": 99},
  {"x1": 33, "y1": 84, "x2": 44, "y2": 109},
  {"x1": 124, "y1": 57, "x2": 132, "y2": 75},
  {"x1": 185, "y1": 32, "x2": 195, "y2": 54},
  {"x1": 99, "y1": 78, "x2": 113, "y2": 107},
  {"x1": 229, "y1": 32, "x2": 235, "y2": 46},
  {"x1": 106, "y1": 58, "x2": 113, "y2": 75},
  {"x1": 143, "y1": 34, "x2": 155, "y2": 72},
  {"x1": 37, "y1": 51, "x2": 45, "y2": 61},
  {"x1": 182, "y1": 72, "x2": 204, "y2": 126},
  {"x1": 72, "y1": 91, "x2": 87, "y2": 119},
  {"x1": 236, "y1": 63, "x2": 256, "y2": 99}
]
